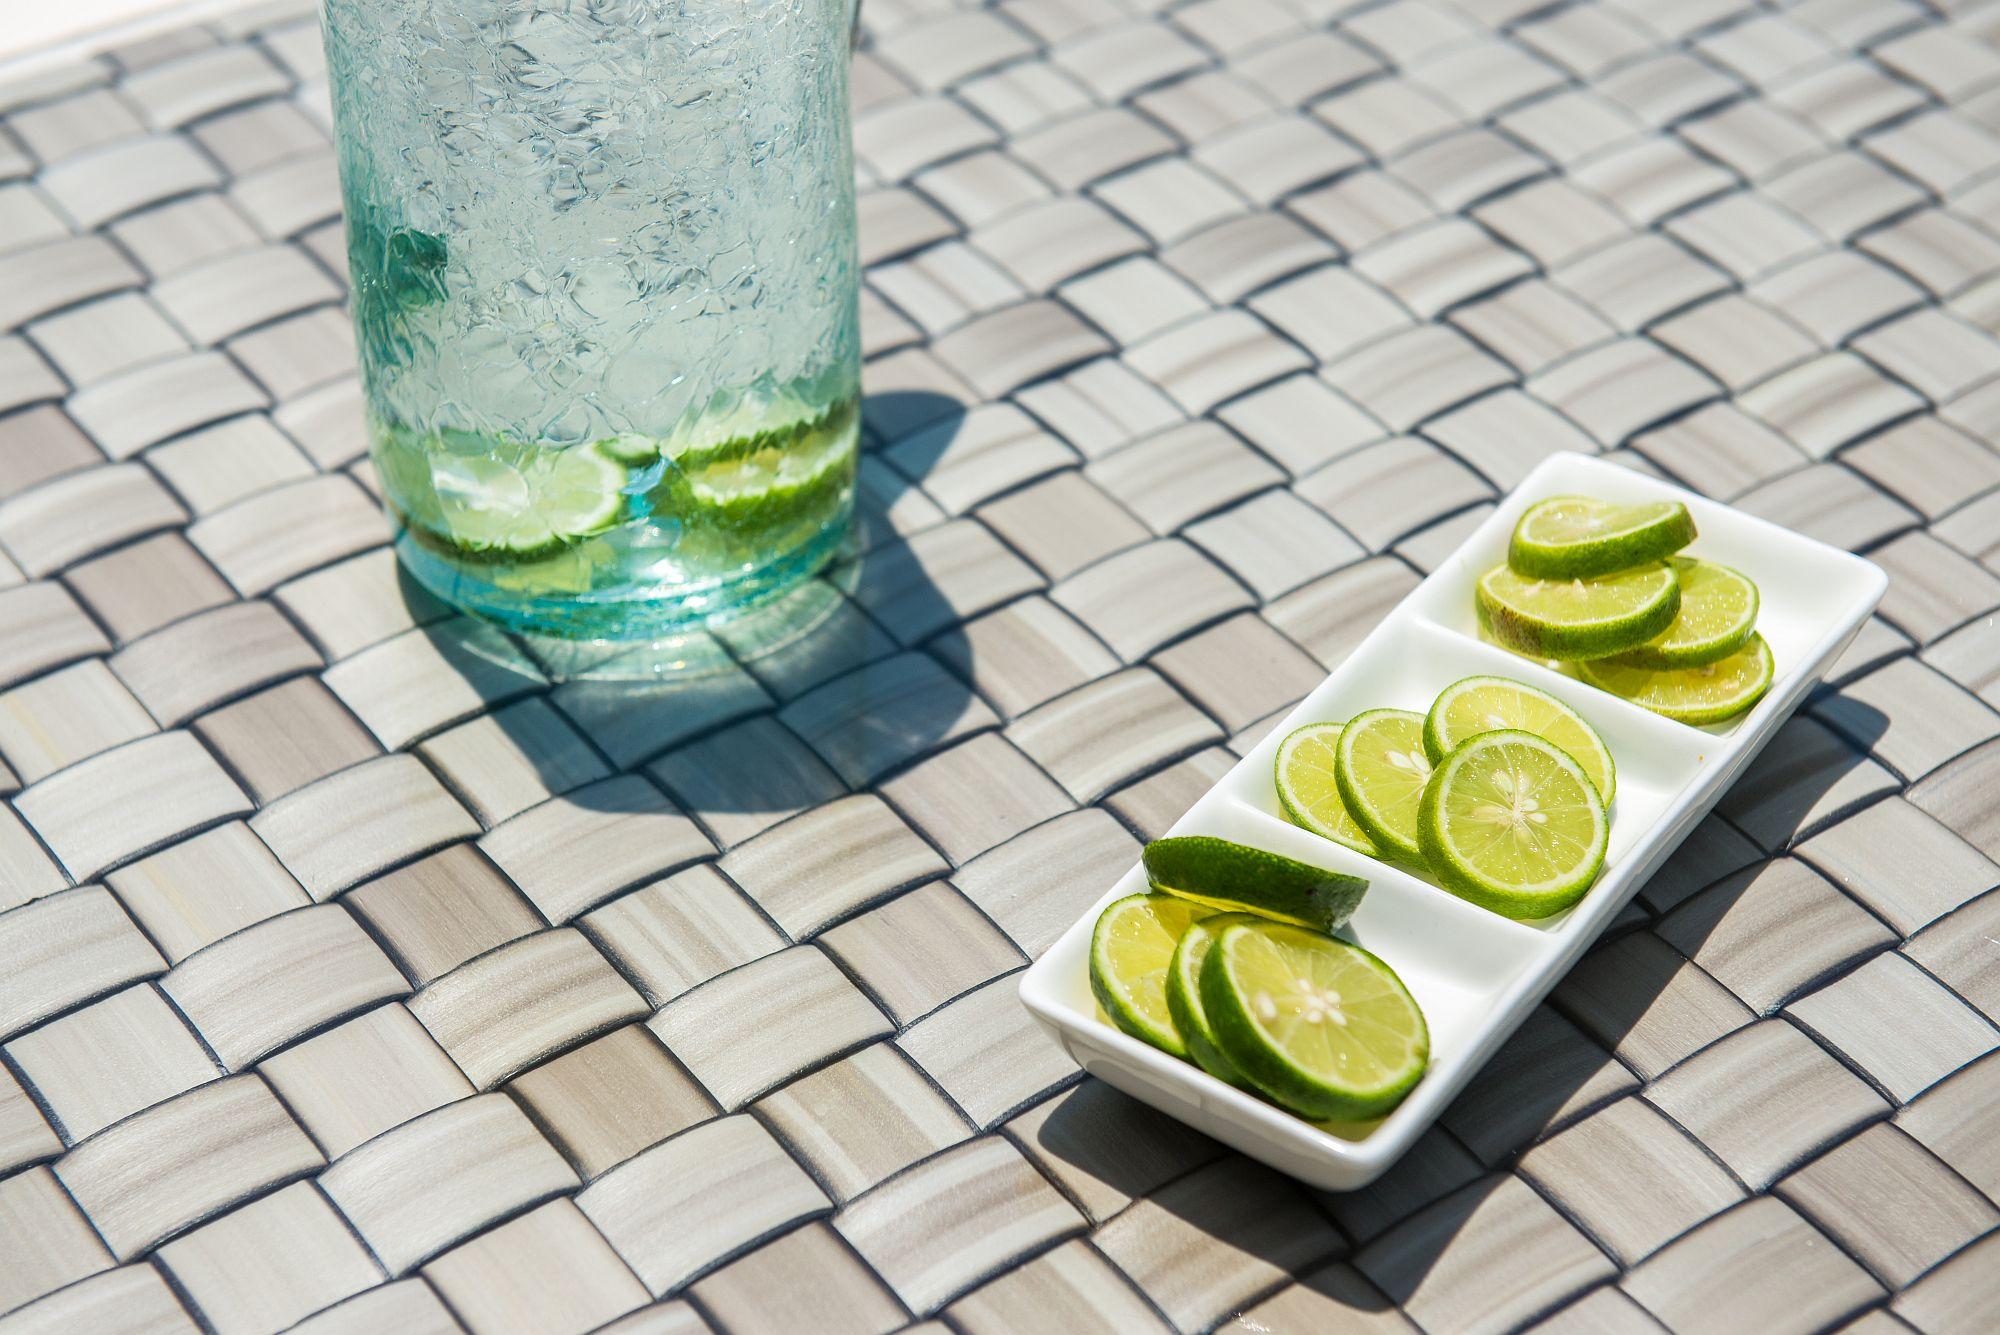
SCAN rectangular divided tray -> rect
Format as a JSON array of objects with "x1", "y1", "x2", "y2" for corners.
[{"x1": 1018, "y1": 451, "x2": 1888, "y2": 1190}]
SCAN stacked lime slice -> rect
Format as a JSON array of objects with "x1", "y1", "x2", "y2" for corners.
[
  {"x1": 1479, "y1": 493, "x2": 1771, "y2": 727},
  {"x1": 1272, "y1": 673, "x2": 1618, "y2": 920},
  {"x1": 1509, "y1": 495, "x2": 1696, "y2": 578},
  {"x1": 1089, "y1": 840, "x2": 1433, "y2": 1123}
]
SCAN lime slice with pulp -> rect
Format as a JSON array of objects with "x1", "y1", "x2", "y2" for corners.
[
  {"x1": 1198, "y1": 919, "x2": 1429, "y2": 1120},
  {"x1": 1476, "y1": 562, "x2": 1680, "y2": 661},
  {"x1": 427, "y1": 443, "x2": 627, "y2": 559},
  {"x1": 1333, "y1": 709, "x2": 1433, "y2": 864},
  {"x1": 1090, "y1": 892, "x2": 1213, "y2": 1057},
  {"x1": 1166, "y1": 912, "x2": 1264, "y2": 1088},
  {"x1": 1424, "y1": 675, "x2": 1616, "y2": 805},
  {"x1": 1274, "y1": 722, "x2": 1380, "y2": 857},
  {"x1": 1601, "y1": 557, "x2": 1757, "y2": 669},
  {"x1": 1508, "y1": 494, "x2": 1695, "y2": 579},
  {"x1": 1580, "y1": 632, "x2": 1774, "y2": 725},
  {"x1": 1417, "y1": 729, "x2": 1609, "y2": 919},
  {"x1": 1142, "y1": 836, "x2": 1368, "y2": 933}
]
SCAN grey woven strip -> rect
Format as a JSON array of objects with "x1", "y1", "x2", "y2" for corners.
[{"x1": 2, "y1": 0, "x2": 2000, "y2": 1331}]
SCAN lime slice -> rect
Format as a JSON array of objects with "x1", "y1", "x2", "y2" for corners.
[
  {"x1": 1143, "y1": 836, "x2": 1368, "y2": 933},
  {"x1": 1417, "y1": 729, "x2": 1609, "y2": 919},
  {"x1": 1579, "y1": 632, "x2": 1775, "y2": 725},
  {"x1": 1333, "y1": 710, "x2": 1433, "y2": 864},
  {"x1": 1198, "y1": 920, "x2": 1428, "y2": 1119},
  {"x1": 1090, "y1": 892, "x2": 1213, "y2": 1057},
  {"x1": 427, "y1": 443, "x2": 628, "y2": 559},
  {"x1": 1424, "y1": 676, "x2": 1616, "y2": 805},
  {"x1": 668, "y1": 396, "x2": 856, "y2": 523},
  {"x1": 1274, "y1": 723, "x2": 1380, "y2": 857},
  {"x1": 1508, "y1": 494, "x2": 1696, "y2": 579},
  {"x1": 1476, "y1": 563, "x2": 1680, "y2": 661},
  {"x1": 1166, "y1": 912, "x2": 1264, "y2": 1088},
  {"x1": 1601, "y1": 558, "x2": 1758, "y2": 669}
]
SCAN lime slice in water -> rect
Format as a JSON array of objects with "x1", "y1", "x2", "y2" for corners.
[
  {"x1": 1580, "y1": 632, "x2": 1775, "y2": 725},
  {"x1": 1274, "y1": 722, "x2": 1381, "y2": 857},
  {"x1": 1334, "y1": 709, "x2": 1433, "y2": 865},
  {"x1": 1601, "y1": 558, "x2": 1758, "y2": 669},
  {"x1": 427, "y1": 443, "x2": 628, "y2": 559},
  {"x1": 653, "y1": 396, "x2": 858, "y2": 561},
  {"x1": 1090, "y1": 892, "x2": 1213, "y2": 1057},
  {"x1": 1476, "y1": 562, "x2": 1680, "y2": 661},
  {"x1": 1424, "y1": 675, "x2": 1616, "y2": 805},
  {"x1": 1418, "y1": 729, "x2": 1609, "y2": 920},
  {"x1": 1508, "y1": 494, "x2": 1696, "y2": 579},
  {"x1": 1166, "y1": 912, "x2": 1264, "y2": 1088},
  {"x1": 1199, "y1": 919, "x2": 1429, "y2": 1120},
  {"x1": 1143, "y1": 836, "x2": 1368, "y2": 933}
]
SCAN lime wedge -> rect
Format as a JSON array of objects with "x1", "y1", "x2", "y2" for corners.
[
  {"x1": 1166, "y1": 912, "x2": 1264, "y2": 1088},
  {"x1": 1199, "y1": 920, "x2": 1428, "y2": 1119},
  {"x1": 1579, "y1": 632, "x2": 1775, "y2": 725},
  {"x1": 1602, "y1": 558, "x2": 1758, "y2": 669},
  {"x1": 1333, "y1": 710, "x2": 1433, "y2": 864},
  {"x1": 1142, "y1": 836, "x2": 1368, "y2": 933},
  {"x1": 426, "y1": 443, "x2": 628, "y2": 559},
  {"x1": 1476, "y1": 562, "x2": 1680, "y2": 661},
  {"x1": 1274, "y1": 723, "x2": 1381, "y2": 857},
  {"x1": 1424, "y1": 675, "x2": 1616, "y2": 805},
  {"x1": 1090, "y1": 892, "x2": 1213, "y2": 1057},
  {"x1": 1418, "y1": 729, "x2": 1609, "y2": 919},
  {"x1": 1509, "y1": 494, "x2": 1696, "y2": 579}
]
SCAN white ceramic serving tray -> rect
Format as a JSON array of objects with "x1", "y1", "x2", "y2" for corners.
[{"x1": 1019, "y1": 451, "x2": 1887, "y2": 1191}]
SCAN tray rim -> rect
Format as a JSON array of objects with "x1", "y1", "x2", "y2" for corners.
[{"x1": 1016, "y1": 450, "x2": 1889, "y2": 1191}]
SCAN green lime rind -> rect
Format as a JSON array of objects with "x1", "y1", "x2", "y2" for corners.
[
  {"x1": 1600, "y1": 557, "x2": 1758, "y2": 669},
  {"x1": 1198, "y1": 920, "x2": 1429, "y2": 1120},
  {"x1": 1579, "y1": 632, "x2": 1775, "y2": 726},
  {"x1": 1274, "y1": 722, "x2": 1381, "y2": 857},
  {"x1": 1089, "y1": 892, "x2": 1214, "y2": 1058},
  {"x1": 1417, "y1": 729, "x2": 1609, "y2": 920},
  {"x1": 1142, "y1": 835, "x2": 1369, "y2": 933},
  {"x1": 1333, "y1": 709, "x2": 1433, "y2": 865},
  {"x1": 1423, "y1": 675, "x2": 1616, "y2": 807},
  {"x1": 1166, "y1": 913, "x2": 1264, "y2": 1089},
  {"x1": 1476, "y1": 562, "x2": 1681, "y2": 661},
  {"x1": 1508, "y1": 494, "x2": 1696, "y2": 579}
]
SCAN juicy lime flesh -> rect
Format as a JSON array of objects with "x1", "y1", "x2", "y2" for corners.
[
  {"x1": 1275, "y1": 723, "x2": 1379, "y2": 855},
  {"x1": 1426, "y1": 676, "x2": 1615, "y2": 806},
  {"x1": 1510, "y1": 496, "x2": 1694, "y2": 578},
  {"x1": 1168, "y1": 914, "x2": 1260, "y2": 1085},
  {"x1": 1582, "y1": 633, "x2": 1774, "y2": 725},
  {"x1": 1336, "y1": 711, "x2": 1432, "y2": 862},
  {"x1": 1092, "y1": 893, "x2": 1213, "y2": 1055},
  {"x1": 430, "y1": 445, "x2": 626, "y2": 554},
  {"x1": 1210, "y1": 923, "x2": 1427, "y2": 1114},
  {"x1": 1477, "y1": 562, "x2": 1680, "y2": 660},
  {"x1": 1424, "y1": 732, "x2": 1607, "y2": 915},
  {"x1": 1608, "y1": 558, "x2": 1757, "y2": 668}
]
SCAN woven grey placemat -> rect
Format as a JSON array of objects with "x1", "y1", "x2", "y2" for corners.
[{"x1": 3, "y1": 0, "x2": 2000, "y2": 1331}]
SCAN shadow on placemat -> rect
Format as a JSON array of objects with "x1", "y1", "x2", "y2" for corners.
[{"x1": 393, "y1": 389, "x2": 978, "y2": 815}]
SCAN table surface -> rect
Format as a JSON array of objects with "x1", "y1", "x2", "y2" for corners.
[{"x1": 3, "y1": 1, "x2": 2000, "y2": 1332}]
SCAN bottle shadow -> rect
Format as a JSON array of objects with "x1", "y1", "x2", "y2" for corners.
[{"x1": 394, "y1": 389, "x2": 978, "y2": 822}]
